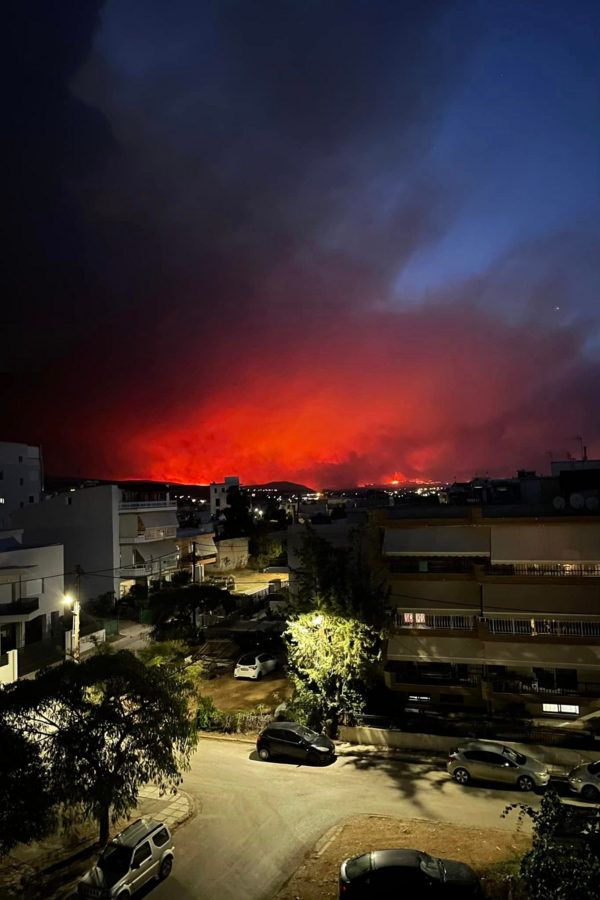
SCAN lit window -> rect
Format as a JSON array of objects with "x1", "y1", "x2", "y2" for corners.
[
  {"x1": 0, "y1": 497, "x2": 4, "y2": 504},
  {"x1": 403, "y1": 613, "x2": 414, "y2": 625},
  {"x1": 542, "y1": 703, "x2": 580, "y2": 715},
  {"x1": 416, "y1": 613, "x2": 426, "y2": 624},
  {"x1": 408, "y1": 695, "x2": 431, "y2": 702}
]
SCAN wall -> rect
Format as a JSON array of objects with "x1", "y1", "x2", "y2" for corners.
[
  {"x1": 0, "y1": 442, "x2": 42, "y2": 529},
  {"x1": 0, "y1": 649, "x2": 18, "y2": 684},
  {"x1": 0, "y1": 542, "x2": 64, "y2": 636},
  {"x1": 339, "y1": 726, "x2": 600, "y2": 769},
  {"x1": 205, "y1": 537, "x2": 250, "y2": 571},
  {"x1": 11, "y1": 485, "x2": 120, "y2": 602}
]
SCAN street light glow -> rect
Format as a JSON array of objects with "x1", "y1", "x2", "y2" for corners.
[{"x1": 63, "y1": 594, "x2": 74, "y2": 605}]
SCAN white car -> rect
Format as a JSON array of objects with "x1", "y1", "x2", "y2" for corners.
[{"x1": 234, "y1": 651, "x2": 277, "y2": 680}]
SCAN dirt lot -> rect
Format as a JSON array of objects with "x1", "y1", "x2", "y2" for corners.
[
  {"x1": 202, "y1": 669, "x2": 294, "y2": 712},
  {"x1": 277, "y1": 815, "x2": 531, "y2": 900}
]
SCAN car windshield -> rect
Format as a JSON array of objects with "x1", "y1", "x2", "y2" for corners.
[
  {"x1": 419, "y1": 853, "x2": 443, "y2": 881},
  {"x1": 98, "y1": 845, "x2": 132, "y2": 878},
  {"x1": 503, "y1": 746, "x2": 526, "y2": 766},
  {"x1": 296, "y1": 726, "x2": 319, "y2": 741},
  {"x1": 346, "y1": 853, "x2": 371, "y2": 880},
  {"x1": 238, "y1": 654, "x2": 256, "y2": 665}
]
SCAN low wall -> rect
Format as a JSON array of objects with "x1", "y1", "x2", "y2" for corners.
[
  {"x1": 0, "y1": 649, "x2": 18, "y2": 684},
  {"x1": 339, "y1": 725, "x2": 600, "y2": 769}
]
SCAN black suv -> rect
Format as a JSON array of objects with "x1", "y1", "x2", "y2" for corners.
[{"x1": 257, "y1": 721, "x2": 335, "y2": 765}]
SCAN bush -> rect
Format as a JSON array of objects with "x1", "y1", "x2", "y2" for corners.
[
  {"x1": 195, "y1": 698, "x2": 271, "y2": 734},
  {"x1": 478, "y1": 858, "x2": 527, "y2": 899},
  {"x1": 196, "y1": 695, "x2": 217, "y2": 730}
]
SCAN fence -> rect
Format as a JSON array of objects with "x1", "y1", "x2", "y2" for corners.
[
  {"x1": 104, "y1": 619, "x2": 119, "y2": 637},
  {"x1": 17, "y1": 638, "x2": 65, "y2": 676},
  {"x1": 486, "y1": 617, "x2": 600, "y2": 638}
]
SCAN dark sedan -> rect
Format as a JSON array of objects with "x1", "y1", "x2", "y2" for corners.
[
  {"x1": 339, "y1": 849, "x2": 481, "y2": 897},
  {"x1": 257, "y1": 721, "x2": 336, "y2": 765}
]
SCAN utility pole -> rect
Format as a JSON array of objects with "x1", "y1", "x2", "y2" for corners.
[
  {"x1": 191, "y1": 541, "x2": 197, "y2": 629},
  {"x1": 63, "y1": 565, "x2": 83, "y2": 662}
]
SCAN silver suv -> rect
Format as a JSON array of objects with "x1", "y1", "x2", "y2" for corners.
[
  {"x1": 568, "y1": 759, "x2": 600, "y2": 802},
  {"x1": 448, "y1": 741, "x2": 550, "y2": 792},
  {"x1": 78, "y1": 818, "x2": 174, "y2": 899}
]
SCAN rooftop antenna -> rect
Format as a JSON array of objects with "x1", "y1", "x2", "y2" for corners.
[{"x1": 575, "y1": 435, "x2": 583, "y2": 459}]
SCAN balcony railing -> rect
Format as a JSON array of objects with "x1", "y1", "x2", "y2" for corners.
[
  {"x1": 486, "y1": 617, "x2": 600, "y2": 638},
  {"x1": 0, "y1": 598, "x2": 40, "y2": 617},
  {"x1": 119, "y1": 556, "x2": 180, "y2": 578},
  {"x1": 493, "y1": 680, "x2": 600, "y2": 698},
  {"x1": 396, "y1": 612, "x2": 476, "y2": 631},
  {"x1": 119, "y1": 500, "x2": 176, "y2": 511},
  {"x1": 486, "y1": 563, "x2": 600, "y2": 577},
  {"x1": 121, "y1": 526, "x2": 178, "y2": 543},
  {"x1": 386, "y1": 668, "x2": 482, "y2": 688}
]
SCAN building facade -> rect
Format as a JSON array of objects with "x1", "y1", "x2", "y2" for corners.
[
  {"x1": 374, "y1": 505, "x2": 600, "y2": 719},
  {"x1": 0, "y1": 529, "x2": 64, "y2": 654},
  {"x1": 0, "y1": 442, "x2": 43, "y2": 529},
  {"x1": 209, "y1": 476, "x2": 240, "y2": 515},
  {"x1": 11, "y1": 485, "x2": 184, "y2": 600}
]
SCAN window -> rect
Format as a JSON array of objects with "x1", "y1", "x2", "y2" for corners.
[
  {"x1": 257, "y1": 653, "x2": 271, "y2": 662},
  {"x1": 132, "y1": 842, "x2": 152, "y2": 867},
  {"x1": 152, "y1": 828, "x2": 170, "y2": 848},
  {"x1": 215, "y1": 499, "x2": 220, "y2": 507},
  {"x1": 20, "y1": 478, "x2": 24, "y2": 486},
  {"x1": 19, "y1": 455, "x2": 23, "y2": 463},
  {"x1": 403, "y1": 613, "x2": 414, "y2": 625},
  {"x1": 29, "y1": 495, "x2": 34, "y2": 503},
  {"x1": 408, "y1": 694, "x2": 431, "y2": 702},
  {"x1": 542, "y1": 703, "x2": 580, "y2": 715},
  {"x1": 0, "y1": 471, "x2": 3, "y2": 480},
  {"x1": 65, "y1": 496, "x2": 72, "y2": 506},
  {"x1": 283, "y1": 730, "x2": 302, "y2": 744},
  {"x1": 0, "y1": 498, "x2": 4, "y2": 504}
]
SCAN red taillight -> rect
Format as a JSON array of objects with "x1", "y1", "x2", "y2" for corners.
[
  {"x1": 257, "y1": 735, "x2": 262, "y2": 741},
  {"x1": 251, "y1": 666, "x2": 257, "y2": 670}
]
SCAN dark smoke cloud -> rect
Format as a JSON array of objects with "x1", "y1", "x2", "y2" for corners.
[{"x1": 3, "y1": 0, "x2": 598, "y2": 484}]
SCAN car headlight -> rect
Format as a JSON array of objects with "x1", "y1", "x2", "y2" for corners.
[
  {"x1": 536, "y1": 772, "x2": 548, "y2": 778},
  {"x1": 570, "y1": 777, "x2": 583, "y2": 783}
]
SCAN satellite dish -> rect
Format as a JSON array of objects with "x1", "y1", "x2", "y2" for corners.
[
  {"x1": 570, "y1": 493, "x2": 584, "y2": 509},
  {"x1": 553, "y1": 496, "x2": 566, "y2": 509},
  {"x1": 586, "y1": 497, "x2": 599, "y2": 510}
]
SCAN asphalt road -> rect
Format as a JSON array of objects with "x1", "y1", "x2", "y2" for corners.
[{"x1": 133, "y1": 737, "x2": 546, "y2": 900}]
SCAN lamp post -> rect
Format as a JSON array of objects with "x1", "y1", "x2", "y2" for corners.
[{"x1": 63, "y1": 594, "x2": 80, "y2": 662}]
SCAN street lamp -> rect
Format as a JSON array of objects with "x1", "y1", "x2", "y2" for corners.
[{"x1": 63, "y1": 593, "x2": 80, "y2": 662}]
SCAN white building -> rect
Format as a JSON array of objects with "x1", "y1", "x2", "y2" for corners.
[
  {"x1": 209, "y1": 476, "x2": 240, "y2": 516},
  {"x1": 0, "y1": 529, "x2": 64, "y2": 654},
  {"x1": 11, "y1": 485, "x2": 181, "y2": 601},
  {"x1": 0, "y1": 441, "x2": 43, "y2": 529}
]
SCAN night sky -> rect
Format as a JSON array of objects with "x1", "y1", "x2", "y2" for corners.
[{"x1": 5, "y1": 0, "x2": 599, "y2": 487}]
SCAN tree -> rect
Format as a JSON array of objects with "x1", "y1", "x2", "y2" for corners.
[
  {"x1": 149, "y1": 583, "x2": 235, "y2": 643},
  {"x1": 248, "y1": 532, "x2": 283, "y2": 570},
  {"x1": 285, "y1": 526, "x2": 389, "y2": 734},
  {"x1": 503, "y1": 789, "x2": 600, "y2": 900},
  {"x1": 285, "y1": 611, "x2": 383, "y2": 733},
  {"x1": 0, "y1": 723, "x2": 56, "y2": 856},
  {"x1": 222, "y1": 485, "x2": 254, "y2": 537},
  {"x1": 0, "y1": 650, "x2": 198, "y2": 845}
]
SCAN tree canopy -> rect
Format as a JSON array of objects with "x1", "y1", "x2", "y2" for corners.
[
  {"x1": 149, "y1": 582, "x2": 236, "y2": 642},
  {"x1": 285, "y1": 525, "x2": 389, "y2": 732},
  {"x1": 0, "y1": 650, "x2": 198, "y2": 845},
  {"x1": 222, "y1": 485, "x2": 254, "y2": 537}
]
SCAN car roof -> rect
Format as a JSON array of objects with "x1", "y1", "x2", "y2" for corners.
[
  {"x1": 458, "y1": 741, "x2": 510, "y2": 753},
  {"x1": 112, "y1": 818, "x2": 164, "y2": 848},
  {"x1": 371, "y1": 849, "x2": 421, "y2": 870}
]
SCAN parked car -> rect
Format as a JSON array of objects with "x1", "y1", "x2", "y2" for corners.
[
  {"x1": 257, "y1": 721, "x2": 336, "y2": 765},
  {"x1": 234, "y1": 650, "x2": 277, "y2": 680},
  {"x1": 448, "y1": 741, "x2": 549, "y2": 792},
  {"x1": 339, "y1": 849, "x2": 481, "y2": 897},
  {"x1": 568, "y1": 759, "x2": 600, "y2": 801},
  {"x1": 78, "y1": 818, "x2": 174, "y2": 899}
]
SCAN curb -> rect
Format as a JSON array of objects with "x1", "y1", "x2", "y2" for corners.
[{"x1": 197, "y1": 732, "x2": 256, "y2": 745}]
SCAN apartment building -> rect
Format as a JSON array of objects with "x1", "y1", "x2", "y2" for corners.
[
  {"x1": 0, "y1": 529, "x2": 64, "y2": 655},
  {"x1": 373, "y1": 505, "x2": 600, "y2": 719},
  {"x1": 12, "y1": 485, "x2": 182, "y2": 601},
  {"x1": 0, "y1": 441, "x2": 43, "y2": 529},
  {"x1": 209, "y1": 476, "x2": 240, "y2": 515}
]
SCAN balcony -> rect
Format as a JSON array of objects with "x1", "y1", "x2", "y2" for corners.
[
  {"x1": 396, "y1": 612, "x2": 476, "y2": 631},
  {"x1": 119, "y1": 500, "x2": 176, "y2": 512},
  {"x1": 486, "y1": 562, "x2": 600, "y2": 577},
  {"x1": 493, "y1": 679, "x2": 600, "y2": 699},
  {"x1": 0, "y1": 598, "x2": 40, "y2": 619},
  {"x1": 120, "y1": 526, "x2": 178, "y2": 543},
  {"x1": 486, "y1": 617, "x2": 600, "y2": 638},
  {"x1": 389, "y1": 557, "x2": 482, "y2": 575},
  {"x1": 119, "y1": 556, "x2": 179, "y2": 579}
]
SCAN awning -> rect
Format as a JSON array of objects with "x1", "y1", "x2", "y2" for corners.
[
  {"x1": 191, "y1": 535, "x2": 217, "y2": 558},
  {"x1": 387, "y1": 635, "x2": 484, "y2": 664},
  {"x1": 491, "y1": 524, "x2": 600, "y2": 564},
  {"x1": 139, "y1": 511, "x2": 179, "y2": 528},
  {"x1": 136, "y1": 539, "x2": 179, "y2": 561},
  {"x1": 483, "y1": 583, "x2": 600, "y2": 616},
  {"x1": 382, "y1": 527, "x2": 490, "y2": 557}
]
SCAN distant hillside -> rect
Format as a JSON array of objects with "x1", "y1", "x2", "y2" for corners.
[{"x1": 248, "y1": 481, "x2": 314, "y2": 493}]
